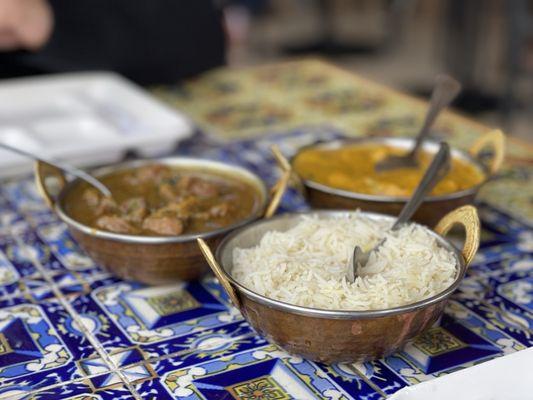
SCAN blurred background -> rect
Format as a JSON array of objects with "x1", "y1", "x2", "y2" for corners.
[
  {"x1": 0, "y1": 0, "x2": 531, "y2": 149},
  {"x1": 223, "y1": 0, "x2": 533, "y2": 141}
]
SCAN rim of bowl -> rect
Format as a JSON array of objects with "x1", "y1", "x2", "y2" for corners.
[
  {"x1": 292, "y1": 136, "x2": 489, "y2": 203},
  {"x1": 55, "y1": 157, "x2": 269, "y2": 244},
  {"x1": 215, "y1": 210, "x2": 467, "y2": 319}
]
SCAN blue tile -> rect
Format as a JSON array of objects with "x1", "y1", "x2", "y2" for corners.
[
  {"x1": 317, "y1": 362, "x2": 390, "y2": 399},
  {"x1": 0, "y1": 204, "x2": 32, "y2": 241},
  {"x1": 69, "y1": 291, "x2": 133, "y2": 353},
  {"x1": 42, "y1": 298, "x2": 105, "y2": 360},
  {"x1": 150, "y1": 343, "x2": 363, "y2": 400},
  {"x1": 400, "y1": 315, "x2": 502, "y2": 374},
  {"x1": 141, "y1": 321, "x2": 262, "y2": 359},
  {"x1": 34, "y1": 221, "x2": 98, "y2": 273},
  {"x1": 461, "y1": 298, "x2": 532, "y2": 347},
  {"x1": 491, "y1": 273, "x2": 533, "y2": 314},
  {"x1": 135, "y1": 378, "x2": 175, "y2": 400},
  {"x1": 457, "y1": 270, "x2": 533, "y2": 346},
  {"x1": 90, "y1": 281, "x2": 244, "y2": 351},
  {"x1": 0, "y1": 365, "x2": 85, "y2": 397},
  {"x1": 468, "y1": 253, "x2": 527, "y2": 277},
  {"x1": 0, "y1": 240, "x2": 40, "y2": 277},
  {"x1": 0, "y1": 295, "x2": 28, "y2": 308},
  {"x1": 0, "y1": 299, "x2": 89, "y2": 393},
  {"x1": 149, "y1": 332, "x2": 268, "y2": 378},
  {"x1": 9, "y1": 272, "x2": 90, "y2": 303},
  {"x1": 0, "y1": 247, "x2": 24, "y2": 298},
  {"x1": 21, "y1": 382, "x2": 135, "y2": 400},
  {"x1": 71, "y1": 280, "x2": 264, "y2": 360},
  {"x1": 478, "y1": 202, "x2": 533, "y2": 235},
  {"x1": 78, "y1": 347, "x2": 155, "y2": 392},
  {"x1": 380, "y1": 300, "x2": 527, "y2": 385},
  {"x1": 85, "y1": 273, "x2": 124, "y2": 291},
  {"x1": 1, "y1": 179, "x2": 53, "y2": 220},
  {"x1": 326, "y1": 360, "x2": 406, "y2": 397},
  {"x1": 471, "y1": 242, "x2": 527, "y2": 268}
]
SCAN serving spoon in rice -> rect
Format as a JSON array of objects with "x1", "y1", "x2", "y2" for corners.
[{"x1": 348, "y1": 141, "x2": 451, "y2": 282}]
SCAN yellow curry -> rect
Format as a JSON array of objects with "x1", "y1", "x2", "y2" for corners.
[{"x1": 293, "y1": 144, "x2": 485, "y2": 197}]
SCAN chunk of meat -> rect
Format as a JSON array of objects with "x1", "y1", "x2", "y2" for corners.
[
  {"x1": 154, "y1": 196, "x2": 200, "y2": 219},
  {"x1": 119, "y1": 197, "x2": 147, "y2": 223},
  {"x1": 176, "y1": 174, "x2": 194, "y2": 191},
  {"x1": 123, "y1": 174, "x2": 139, "y2": 186},
  {"x1": 95, "y1": 196, "x2": 118, "y2": 216},
  {"x1": 83, "y1": 188, "x2": 117, "y2": 216},
  {"x1": 194, "y1": 211, "x2": 211, "y2": 220},
  {"x1": 222, "y1": 192, "x2": 239, "y2": 202},
  {"x1": 142, "y1": 215, "x2": 184, "y2": 235},
  {"x1": 159, "y1": 183, "x2": 177, "y2": 201},
  {"x1": 191, "y1": 202, "x2": 231, "y2": 221},
  {"x1": 189, "y1": 179, "x2": 218, "y2": 198},
  {"x1": 96, "y1": 215, "x2": 135, "y2": 234},
  {"x1": 136, "y1": 165, "x2": 170, "y2": 184},
  {"x1": 209, "y1": 202, "x2": 230, "y2": 218},
  {"x1": 82, "y1": 188, "x2": 100, "y2": 208}
]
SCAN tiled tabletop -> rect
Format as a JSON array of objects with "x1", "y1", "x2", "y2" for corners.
[{"x1": 0, "y1": 61, "x2": 532, "y2": 399}]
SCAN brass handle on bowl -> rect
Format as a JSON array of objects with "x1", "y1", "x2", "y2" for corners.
[
  {"x1": 264, "y1": 145, "x2": 294, "y2": 218},
  {"x1": 34, "y1": 161, "x2": 67, "y2": 209},
  {"x1": 271, "y1": 145, "x2": 306, "y2": 196},
  {"x1": 434, "y1": 205, "x2": 480, "y2": 267},
  {"x1": 197, "y1": 238, "x2": 241, "y2": 309},
  {"x1": 469, "y1": 129, "x2": 505, "y2": 175}
]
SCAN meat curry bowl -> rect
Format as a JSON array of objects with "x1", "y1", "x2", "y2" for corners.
[
  {"x1": 201, "y1": 205, "x2": 480, "y2": 363},
  {"x1": 292, "y1": 130, "x2": 505, "y2": 226},
  {"x1": 35, "y1": 158, "x2": 288, "y2": 284}
]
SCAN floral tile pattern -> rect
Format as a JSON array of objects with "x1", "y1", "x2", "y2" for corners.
[
  {"x1": 0, "y1": 60, "x2": 532, "y2": 399},
  {"x1": 77, "y1": 347, "x2": 155, "y2": 391},
  {"x1": 92, "y1": 282, "x2": 235, "y2": 343},
  {"x1": 35, "y1": 221, "x2": 97, "y2": 272},
  {"x1": 0, "y1": 304, "x2": 72, "y2": 379},
  {"x1": 27, "y1": 382, "x2": 135, "y2": 400},
  {"x1": 0, "y1": 298, "x2": 93, "y2": 396},
  {"x1": 152, "y1": 344, "x2": 362, "y2": 400}
]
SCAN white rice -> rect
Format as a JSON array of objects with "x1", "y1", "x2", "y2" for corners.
[{"x1": 231, "y1": 213, "x2": 457, "y2": 311}]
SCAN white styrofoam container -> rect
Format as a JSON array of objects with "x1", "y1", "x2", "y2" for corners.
[
  {"x1": 389, "y1": 347, "x2": 533, "y2": 400},
  {"x1": 0, "y1": 72, "x2": 194, "y2": 177}
]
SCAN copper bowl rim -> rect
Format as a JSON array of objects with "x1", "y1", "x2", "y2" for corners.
[
  {"x1": 216, "y1": 210, "x2": 466, "y2": 320},
  {"x1": 54, "y1": 157, "x2": 269, "y2": 244},
  {"x1": 292, "y1": 137, "x2": 489, "y2": 203}
]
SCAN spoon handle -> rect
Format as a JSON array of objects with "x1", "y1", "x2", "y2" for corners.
[
  {"x1": 0, "y1": 142, "x2": 111, "y2": 197},
  {"x1": 392, "y1": 142, "x2": 450, "y2": 230},
  {"x1": 408, "y1": 75, "x2": 461, "y2": 159}
]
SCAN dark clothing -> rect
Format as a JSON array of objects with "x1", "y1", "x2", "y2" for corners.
[{"x1": 0, "y1": 0, "x2": 226, "y2": 85}]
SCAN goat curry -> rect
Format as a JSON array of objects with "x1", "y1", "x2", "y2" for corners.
[
  {"x1": 64, "y1": 164, "x2": 262, "y2": 236},
  {"x1": 293, "y1": 143, "x2": 485, "y2": 197}
]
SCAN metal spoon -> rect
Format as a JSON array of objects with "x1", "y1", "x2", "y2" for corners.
[
  {"x1": 347, "y1": 142, "x2": 451, "y2": 282},
  {"x1": 375, "y1": 75, "x2": 460, "y2": 172},
  {"x1": 0, "y1": 142, "x2": 112, "y2": 197}
]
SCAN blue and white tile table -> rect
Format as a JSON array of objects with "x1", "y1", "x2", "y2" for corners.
[{"x1": 0, "y1": 128, "x2": 531, "y2": 399}]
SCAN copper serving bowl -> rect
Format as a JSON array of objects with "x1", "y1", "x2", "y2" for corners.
[
  {"x1": 34, "y1": 152, "x2": 292, "y2": 285},
  {"x1": 291, "y1": 130, "x2": 504, "y2": 226},
  {"x1": 198, "y1": 205, "x2": 480, "y2": 363}
]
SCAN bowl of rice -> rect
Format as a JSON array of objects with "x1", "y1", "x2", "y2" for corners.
[{"x1": 204, "y1": 205, "x2": 479, "y2": 363}]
